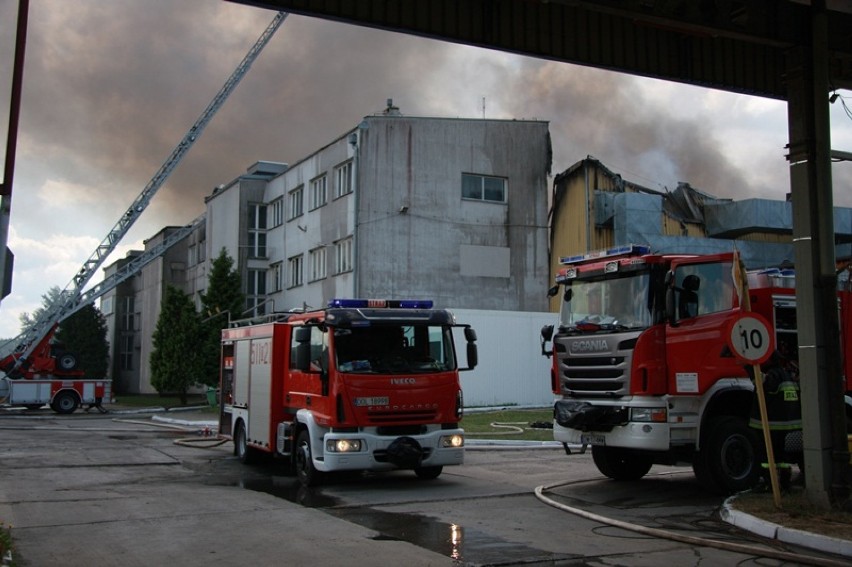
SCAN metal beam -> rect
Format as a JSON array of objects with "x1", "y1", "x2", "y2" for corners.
[{"x1": 231, "y1": 0, "x2": 852, "y2": 97}]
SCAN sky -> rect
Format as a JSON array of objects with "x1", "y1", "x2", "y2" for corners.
[{"x1": 0, "y1": 0, "x2": 851, "y2": 340}]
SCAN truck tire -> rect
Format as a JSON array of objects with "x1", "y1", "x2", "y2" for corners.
[
  {"x1": 50, "y1": 390, "x2": 79, "y2": 414},
  {"x1": 234, "y1": 420, "x2": 260, "y2": 465},
  {"x1": 694, "y1": 415, "x2": 760, "y2": 495},
  {"x1": 57, "y1": 353, "x2": 78, "y2": 371},
  {"x1": 591, "y1": 446, "x2": 653, "y2": 481},
  {"x1": 295, "y1": 429, "x2": 324, "y2": 487},
  {"x1": 414, "y1": 465, "x2": 443, "y2": 480}
]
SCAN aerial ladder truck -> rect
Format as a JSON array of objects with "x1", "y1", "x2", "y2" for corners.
[{"x1": 0, "y1": 11, "x2": 287, "y2": 413}]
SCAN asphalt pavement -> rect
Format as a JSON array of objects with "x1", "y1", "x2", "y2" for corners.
[{"x1": 0, "y1": 405, "x2": 849, "y2": 566}]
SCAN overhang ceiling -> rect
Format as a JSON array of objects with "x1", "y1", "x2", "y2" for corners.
[{"x1": 230, "y1": 0, "x2": 852, "y2": 100}]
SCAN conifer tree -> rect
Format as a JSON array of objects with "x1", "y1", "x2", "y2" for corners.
[
  {"x1": 199, "y1": 248, "x2": 245, "y2": 387},
  {"x1": 150, "y1": 285, "x2": 204, "y2": 404},
  {"x1": 55, "y1": 304, "x2": 109, "y2": 379}
]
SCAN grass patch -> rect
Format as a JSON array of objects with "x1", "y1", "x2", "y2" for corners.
[
  {"x1": 732, "y1": 488, "x2": 852, "y2": 542},
  {"x1": 0, "y1": 521, "x2": 15, "y2": 566},
  {"x1": 462, "y1": 408, "x2": 555, "y2": 442}
]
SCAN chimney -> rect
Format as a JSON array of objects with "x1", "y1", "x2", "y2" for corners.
[{"x1": 384, "y1": 98, "x2": 401, "y2": 116}]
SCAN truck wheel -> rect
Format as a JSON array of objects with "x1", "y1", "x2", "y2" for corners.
[
  {"x1": 695, "y1": 415, "x2": 760, "y2": 495},
  {"x1": 591, "y1": 446, "x2": 653, "y2": 481},
  {"x1": 295, "y1": 430, "x2": 324, "y2": 486},
  {"x1": 414, "y1": 466, "x2": 443, "y2": 480},
  {"x1": 57, "y1": 353, "x2": 78, "y2": 371},
  {"x1": 50, "y1": 390, "x2": 79, "y2": 414},
  {"x1": 234, "y1": 420, "x2": 259, "y2": 464}
]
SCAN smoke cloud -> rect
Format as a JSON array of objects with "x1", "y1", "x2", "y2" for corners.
[{"x1": 0, "y1": 0, "x2": 849, "y2": 337}]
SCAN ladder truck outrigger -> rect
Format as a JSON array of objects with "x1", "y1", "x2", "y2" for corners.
[
  {"x1": 0, "y1": 12, "x2": 287, "y2": 414},
  {"x1": 540, "y1": 244, "x2": 852, "y2": 494},
  {"x1": 218, "y1": 298, "x2": 478, "y2": 486}
]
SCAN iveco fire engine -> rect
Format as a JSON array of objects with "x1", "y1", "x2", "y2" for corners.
[
  {"x1": 540, "y1": 244, "x2": 852, "y2": 494},
  {"x1": 218, "y1": 298, "x2": 478, "y2": 486}
]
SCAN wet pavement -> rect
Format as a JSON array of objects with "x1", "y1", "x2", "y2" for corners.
[{"x1": 0, "y1": 407, "x2": 850, "y2": 566}]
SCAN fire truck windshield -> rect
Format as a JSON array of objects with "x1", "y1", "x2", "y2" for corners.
[
  {"x1": 333, "y1": 325, "x2": 457, "y2": 373},
  {"x1": 559, "y1": 272, "x2": 652, "y2": 331}
]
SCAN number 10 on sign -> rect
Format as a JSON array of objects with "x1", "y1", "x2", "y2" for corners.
[{"x1": 728, "y1": 314, "x2": 773, "y2": 365}]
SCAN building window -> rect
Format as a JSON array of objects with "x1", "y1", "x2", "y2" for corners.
[
  {"x1": 462, "y1": 173, "x2": 507, "y2": 203},
  {"x1": 271, "y1": 262, "x2": 283, "y2": 292},
  {"x1": 288, "y1": 254, "x2": 304, "y2": 288},
  {"x1": 334, "y1": 237, "x2": 353, "y2": 275},
  {"x1": 248, "y1": 203, "x2": 267, "y2": 230},
  {"x1": 334, "y1": 161, "x2": 353, "y2": 199},
  {"x1": 248, "y1": 203, "x2": 268, "y2": 258},
  {"x1": 246, "y1": 269, "x2": 267, "y2": 316},
  {"x1": 309, "y1": 247, "x2": 327, "y2": 282},
  {"x1": 309, "y1": 175, "x2": 327, "y2": 210},
  {"x1": 121, "y1": 297, "x2": 135, "y2": 332},
  {"x1": 247, "y1": 231, "x2": 267, "y2": 259},
  {"x1": 119, "y1": 333, "x2": 133, "y2": 371},
  {"x1": 101, "y1": 296, "x2": 113, "y2": 316},
  {"x1": 271, "y1": 197, "x2": 284, "y2": 227},
  {"x1": 289, "y1": 186, "x2": 304, "y2": 220}
]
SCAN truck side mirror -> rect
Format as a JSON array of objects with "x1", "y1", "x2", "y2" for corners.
[
  {"x1": 466, "y1": 342, "x2": 478, "y2": 369},
  {"x1": 294, "y1": 326, "x2": 311, "y2": 343},
  {"x1": 664, "y1": 270, "x2": 677, "y2": 326},
  {"x1": 547, "y1": 285, "x2": 559, "y2": 298},
  {"x1": 540, "y1": 324, "x2": 554, "y2": 358},
  {"x1": 459, "y1": 325, "x2": 477, "y2": 371}
]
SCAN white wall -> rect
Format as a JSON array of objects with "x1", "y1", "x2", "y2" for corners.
[{"x1": 450, "y1": 308, "x2": 558, "y2": 408}]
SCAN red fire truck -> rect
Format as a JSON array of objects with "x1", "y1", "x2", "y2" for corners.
[
  {"x1": 0, "y1": 323, "x2": 110, "y2": 413},
  {"x1": 218, "y1": 298, "x2": 478, "y2": 486},
  {"x1": 540, "y1": 244, "x2": 852, "y2": 494}
]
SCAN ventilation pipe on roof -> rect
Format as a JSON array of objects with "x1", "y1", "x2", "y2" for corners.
[{"x1": 384, "y1": 99, "x2": 401, "y2": 116}]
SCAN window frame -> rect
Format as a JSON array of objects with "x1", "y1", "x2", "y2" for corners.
[
  {"x1": 309, "y1": 174, "x2": 328, "y2": 211},
  {"x1": 288, "y1": 254, "x2": 304, "y2": 289},
  {"x1": 462, "y1": 173, "x2": 508, "y2": 204},
  {"x1": 288, "y1": 185, "x2": 304, "y2": 221}
]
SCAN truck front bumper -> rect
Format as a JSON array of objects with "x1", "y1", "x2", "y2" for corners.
[
  {"x1": 554, "y1": 400, "x2": 671, "y2": 451},
  {"x1": 317, "y1": 428, "x2": 465, "y2": 473}
]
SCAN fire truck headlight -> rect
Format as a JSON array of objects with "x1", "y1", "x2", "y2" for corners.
[
  {"x1": 440, "y1": 434, "x2": 464, "y2": 448},
  {"x1": 630, "y1": 408, "x2": 667, "y2": 423},
  {"x1": 326, "y1": 439, "x2": 363, "y2": 453}
]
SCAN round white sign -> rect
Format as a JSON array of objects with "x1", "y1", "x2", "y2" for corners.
[{"x1": 728, "y1": 314, "x2": 773, "y2": 364}]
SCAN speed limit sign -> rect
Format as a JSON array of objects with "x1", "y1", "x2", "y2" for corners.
[{"x1": 727, "y1": 313, "x2": 774, "y2": 365}]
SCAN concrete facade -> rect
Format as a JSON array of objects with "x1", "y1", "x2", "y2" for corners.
[
  {"x1": 206, "y1": 105, "x2": 553, "y2": 316},
  {"x1": 102, "y1": 109, "x2": 553, "y2": 395}
]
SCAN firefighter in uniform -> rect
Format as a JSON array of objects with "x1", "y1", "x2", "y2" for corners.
[{"x1": 748, "y1": 351, "x2": 803, "y2": 489}]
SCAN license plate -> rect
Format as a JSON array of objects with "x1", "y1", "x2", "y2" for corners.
[
  {"x1": 580, "y1": 433, "x2": 606, "y2": 446},
  {"x1": 354, "y1": 397, "x2": 389, "y2": 407}
]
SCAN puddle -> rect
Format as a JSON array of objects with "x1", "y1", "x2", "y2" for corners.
[{"x1": 239, "y1": 473, "x2": 574, "y2": 565}]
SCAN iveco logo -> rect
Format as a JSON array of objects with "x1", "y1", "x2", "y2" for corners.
[
  {"x1": 391, "y1": 378, "x2": 417, "y2": 385},
  {"x1": 569, "y1": 339, "x2": 610, "y2": 353}
]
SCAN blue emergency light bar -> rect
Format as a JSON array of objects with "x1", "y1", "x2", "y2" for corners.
[
  {"x1": 327, "y1": 298, "x2": 434, "y2": 309},
  {"x1": 559, "y1": 244, "x2": 651, "y2": 265}
]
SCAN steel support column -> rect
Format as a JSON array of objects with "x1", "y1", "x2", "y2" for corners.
[{"x1": 786, "y1": 0, "x2": 850, "y2": 509}]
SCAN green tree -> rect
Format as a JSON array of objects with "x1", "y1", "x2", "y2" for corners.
[
  {"x1": 199, "y1": 248, "x2": 244, "y2": 387},
  {"x1": 17, "y1": 287, "x2": 109, "y2": 379},
  {"x1": 18, "y1": 286, "x2": 63, "y2": 330},
  {"x1": 150, "y1": 285, "x2": 204, "y2": 404},
  {"x1": 55, "y1": 304, "x2": 109, "y2": 379}
]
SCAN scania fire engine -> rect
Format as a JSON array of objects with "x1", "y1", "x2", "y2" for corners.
[
  {"x1": 218, "y1": 298, "x2": 478, "y2": 486},
  {"x1": 540, "y1": 244, "x2": 852, "y2": 494}
]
